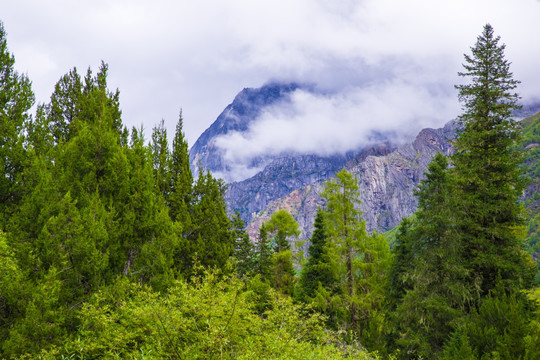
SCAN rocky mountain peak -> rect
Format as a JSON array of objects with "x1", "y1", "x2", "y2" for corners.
[{"x1": 189, "y1": 82, "x2": 305, "y2": 181}]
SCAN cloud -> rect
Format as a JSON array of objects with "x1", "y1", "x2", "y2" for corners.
[
  {"x1": 214, "y1": 73, "x2": 460, "y2": 181},
  {"x1": 1, "y1": 0, "x2": 539, "y2": 148}
]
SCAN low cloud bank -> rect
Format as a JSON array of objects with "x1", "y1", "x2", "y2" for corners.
[{"x1": 214, "y1": 79, "x2": 460, "y2": 182}]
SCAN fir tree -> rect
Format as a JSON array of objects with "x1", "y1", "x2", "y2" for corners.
[
  {"x1": 453, "y1": 24, "x2": 536, "y2": 296},
  {"x1": 392, "y1": 153, "x2": 471, "y2": 359},
  {"x1": 231, "y1": 212, "x2": 255, "y2": 277},
  {"x1": 254, "y1": 224, "x2": 272, "y2": 282},
  {"x1": 298, "y1": 207, "x2": 336, "y2": 302}
]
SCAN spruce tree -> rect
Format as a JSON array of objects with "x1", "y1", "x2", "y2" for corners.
[
  {"x1": 231, "y1": 211, "x2": 255, "y2": 277},
  {"x1": 254, "y1": 224, "x2": 272, "y2": 282},
  {"x1": 393, "y1": 153, "x2": 471, "y2": 359},
  {"x1": 298, "y1": 207, "x2": 336, "y2": 302},
  {"x1": 453, "y1": 24, "x2": 536, "y2": 296}
]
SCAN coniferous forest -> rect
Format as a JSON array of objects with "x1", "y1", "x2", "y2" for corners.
[{"x1": 1, "y1": 21, "x2": 540, "y2": 359}]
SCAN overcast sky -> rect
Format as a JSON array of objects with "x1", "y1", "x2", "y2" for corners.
[{"x1": 2, "y1": 0, "x2": 540, "y2": 150}]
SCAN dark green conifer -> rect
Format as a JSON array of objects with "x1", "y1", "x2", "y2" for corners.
[
  {"x1": 151, "y1": 119, "x2": 172, "y2": 199},
  {"x1": 231, "y1": 212, "x2": 255, "y2": 277},
  {"x1": 254, "y1": 224, "x2": 272, "y2": 282},
  {"x1": 453, "y1": 24, "x2": 536, "y2": 296},
  {"x1": 0, "y1": 22, "x2": 34, "y2": 227},
  {"x1": 169, "y1": 110, "x2": 193, "y2": 226},
  {"x1": 298, "y1": 208, "x2": 336, "y2": 301}
]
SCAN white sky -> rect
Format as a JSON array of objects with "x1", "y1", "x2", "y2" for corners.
[{"x1": 2, "y1": 0, "x2": 540, "y2": 148}]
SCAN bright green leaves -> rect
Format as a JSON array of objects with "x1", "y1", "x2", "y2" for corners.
[{"x1": 36, "y1": 271, "x2": 371, "y2": 360}]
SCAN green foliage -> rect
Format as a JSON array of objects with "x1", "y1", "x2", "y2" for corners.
[
  {"x1": 453, "y1": 23, "x2": 535, "y2": 297},
  {"x1": 151, "y1": 118, "x2": 172, "y2": 199},
  {"x1": 321, "y1": 168, "x2": 392, "y2": 351},
  {"x1": 266, "y1": 209, "x2": 301, "y2": 253},
  {"x1": 253, "y1": 224, "x2": 273, "y2": 283},
  {"x1": 169, "y1": 110, "x2": 193, "y2": 226},
  {"x1": 392, "y1": 154, "x2": 472, "y2": 359},
  {"x1": 322, "y1": 168, "x2": 365, "y2": 329},
  {"x1": 263, "y1": 209, "x2": 300, "y2": 295},
  {"x1": 232, "y1": 212, "x2": 255, "y2": 277},
  {"x1": 0, "y1": 22, "x2": 34, "y2": 227},
  {"x1": 189, "y1": 169, "x2": 234, "y2": 274},
  {"x1": 34, "y1": 271, "x2": 373, "y2": 360},
  {"x1": 298, "y1": 208, "x2": 338, "y2": 303}
]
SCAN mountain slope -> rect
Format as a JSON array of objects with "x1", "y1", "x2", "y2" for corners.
[
  {"x1": 244, "y1": 121, "x2": 457, "y2": 241},
  {"x1": 189, "y1": 83, "x2": 303, "y2": 181}
]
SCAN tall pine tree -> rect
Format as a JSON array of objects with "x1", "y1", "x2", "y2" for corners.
[{"x1": 453, "y1": 23, "x2": 536, "y2": 297}]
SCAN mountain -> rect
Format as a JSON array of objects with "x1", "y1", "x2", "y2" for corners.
[
  {"x1": 244, "y1": 121, "x2": 457, "y2": 242},
  {"x1": 190, "y1": 83, "x2": 540, "y2": 251},
  {"x1": 189, "y1": 82, "x2": 304, "y2": 182}
]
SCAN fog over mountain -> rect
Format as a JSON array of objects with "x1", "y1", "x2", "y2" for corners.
[{"x1": 214, "y1": 80, "x2": 458, "y2": 181}]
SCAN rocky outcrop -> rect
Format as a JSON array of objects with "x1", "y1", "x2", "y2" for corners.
[
  {"x1": 227, "y1": 144, "x2": 396, "y2": 228},
  {"x1": 245, "y1": 121, "x2": 458, "y2": 242}
]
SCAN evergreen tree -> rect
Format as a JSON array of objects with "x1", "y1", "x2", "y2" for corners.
[
  {"x1": 189, "y1": 169, "x2": 233, "y2": 273},
  {"x1": 151, "y1": 119, "x2": 171, "y2": 199},
  {"x1": 392, "y1": 153, "x2": 471, "y2": 359},
  {"x1": 265, "y1": 209, "x2": 300, "y2": 295},
  {"x1": 298, "y1": 207, "x2": 336, "y2": 302},
  {"x1": 231, "y1": 212, "x2": 255, "y2": 277},
  {"x1": 254, "y1": 224, "x2": 272, "y2": 282},
  {"x1": 0, "y1": 22, "x2": 34, "y2": 228},
  {"x1": 453, "y1": 24, "x2": 536, "y2": 296},
  {"x1": 386, "y1": 217, "x2": 415, "y2": 312},
  {"x1": 48, "y1": 68, "x2": 83, "y2": 143},
  {"x1": 169, "y1": 110, "x2": 193, "y2": 226}
]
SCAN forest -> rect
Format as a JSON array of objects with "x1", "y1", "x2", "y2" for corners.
[{"x1": 1, "y1": 21, "x2": 540, "y2": 359}]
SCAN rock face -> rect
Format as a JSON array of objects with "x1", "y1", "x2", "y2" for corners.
[
  {"x1": 244, "y1": 121, "x2": 458, "y2": 242},
  {"x1": 226, "y1": 144, "x2": 396, "y2": 229},
  {"x1": 189, "y1": 82, "x2": 303, "y2": 181}
]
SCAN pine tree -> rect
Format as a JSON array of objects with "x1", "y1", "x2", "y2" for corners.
[
  {"x1": 453, "y1": 24, "x2": 536, "y2": 296},
  {"x1": 392, "y1": 153, "x2": 471, "y2": 359},
  {"x1": 298, "y1": 207, "x2": 336, "y2": 302},
  {"x1": 254, "y1": 224, "x2": 272, "y2": 282},
  {"x1": 0, "y1": 21, "x2": 34, "y2": 228},
  {"x1": 231, "y1": 212, "x2": 255, "y2": 277}
]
